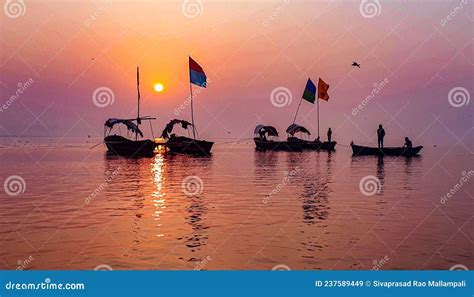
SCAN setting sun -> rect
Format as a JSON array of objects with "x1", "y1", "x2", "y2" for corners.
[{"x1": 154, "y1": 83, "x2": 164, "y2": 93}]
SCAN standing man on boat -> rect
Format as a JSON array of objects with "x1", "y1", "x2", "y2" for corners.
[
  {"x1": 327, "y1": 128, "x2": 332, "y2": 142},
  {"x1": 377, "y1": 124, "x2": 385, "y2": 148}
]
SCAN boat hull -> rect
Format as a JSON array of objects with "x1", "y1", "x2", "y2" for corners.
[
  {"x1": 302, "y1": 140, "x2": 337, "y2": 151},
  {"x1": 104, "y1": 135, "x2": 156, "y2": 157},
  {"x1": 166, "y1": 136, "x2": 213, "y2": 155},
  {"x1": 351, "y1": 144, "x2": 423, "y2": 156},
  {"x1": 254, "y1": 138, "x2": 303, "y2": 151}
]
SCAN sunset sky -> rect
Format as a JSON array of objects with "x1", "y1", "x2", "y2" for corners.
[{"x1": 0, "y1": 0, "x2": 472, "y2": 146}]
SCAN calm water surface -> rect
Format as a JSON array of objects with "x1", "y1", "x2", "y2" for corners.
[{"x1": 0, "y1": 139, "x2": 472, "y2": 270}]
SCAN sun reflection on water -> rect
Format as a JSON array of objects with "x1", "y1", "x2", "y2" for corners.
[{"x1": 151, "y1": 152, "x2": 166, "y2": 237}]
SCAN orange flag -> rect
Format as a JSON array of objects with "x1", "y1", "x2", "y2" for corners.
[{"x1": 318, "y1": 78, "x2": 330, "y2": 101}]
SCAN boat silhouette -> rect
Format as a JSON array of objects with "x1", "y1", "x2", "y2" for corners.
[
  {"x1": 351, "y1": 142, "x2": 423, "y2": 156},
  {"x1": 253, "y1": 125, "x2": 302, "y2": 151}
]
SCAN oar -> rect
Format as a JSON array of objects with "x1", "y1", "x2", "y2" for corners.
[{"x1": 89, "y1": 141, "x2": 103, "y2": 149}]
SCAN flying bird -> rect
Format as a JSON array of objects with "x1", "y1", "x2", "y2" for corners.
[{"x1": 352, "y1": 61, "x2": 361, "y2": 68}]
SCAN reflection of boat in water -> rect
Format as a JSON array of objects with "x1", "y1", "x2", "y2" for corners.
[
  {"x1": 286, "y1": 124, "x2": 336, "y2": 151},
  {"x1": 161, "y1": 119, "x2": 213, "y2": 155},
  {"x1": 104, "y1": 67, "x2": 156, "y2": 157},
  {"x1": 351, "y1": 142, "x2": 423, "y2": 156},
  {"x1": 253, "y1": 125, "x2": 302, "y2": 151}
]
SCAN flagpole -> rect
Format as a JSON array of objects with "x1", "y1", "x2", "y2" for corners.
[
  {"x1": 189, "y1": 82, "x2": 196, "y2": 139},
  {"x1": 292, "y1": 98, "x2": 303, "y2": 124},
  {"x1": 317, "y1": 97, "x2": 320, "y2": 139},
  {"x1": 136, "y1": 66, "x2": 140, "y2": 141}
]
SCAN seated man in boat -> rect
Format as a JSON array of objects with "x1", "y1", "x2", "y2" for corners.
[
  {"x1": 403, "y1": 137, "x2": 413, "y2": 149},
  {"x1": 377, "y1": 124, "x2": 385, "y2": 148},
  {"x1": 327, "y1": 128, "x2": 332, "y2": 142}
]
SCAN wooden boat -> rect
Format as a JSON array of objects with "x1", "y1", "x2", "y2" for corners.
[
  {"x1": 103, "y1": 67, "x2": 156, "y2": 157},
  {"x1": 162, "y1": 56, "x2": 213, "y2": 155},
  {"x1": 286, "y1": 124, "x2": 336, "y2": 151},
  {"x1": 161, "y1": 120, "x2": 213, "y2": 155},
  {"x1": 254, "y1": 125, "x2": 302, "y2": 151},
  {"x1": 351, "y1": 143, "x2": 423, "y2": 156}
]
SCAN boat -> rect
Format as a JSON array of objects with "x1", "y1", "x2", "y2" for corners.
[
  {"x1": 289, "y1": 78, "x2": 336, "y2": 151},
  {"x1": 163, "y1": 56, "x2": 213, "y2": 155},
  {"x1": 286, "y1": 123, "x2": 336, "y2": 151},
  {"x1": 254, "y1": 125, "x2": 302, "y2": 151},
  {"x1": 161, "y1": 119, "x2": 213, "y2": 155},
  {"x1": 103, "y1": 67, "x2": 157, "y2": 157},
  {"x1": 351, "y1": 142, "x2": 423, "y2": 156}
]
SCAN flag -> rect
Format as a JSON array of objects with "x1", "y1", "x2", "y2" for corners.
[
  {"x1": 302, "y1": 78, "x2": 316, "y2": 103},
  {"x1": 318, "y1": 78, "x2": 330, "y2": 101},
  {"x1": 189, "y1": 56, "x2": 207, "y2": 87}
]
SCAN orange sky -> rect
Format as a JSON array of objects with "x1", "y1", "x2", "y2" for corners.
[{"x1": 0, "y1": 0, "x2": 472, "y2": 146}]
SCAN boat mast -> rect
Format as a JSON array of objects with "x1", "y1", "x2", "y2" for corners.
[
  {"x1": 292, "y1": 98, "x2": 302, "y2": 124},
  {"x1": 189, "y1": 66, "x2": 196, "y2": 140},
  {"x1": 317, "y1": 96, "x2": 320, "y2": 139},
  {"x1": 136, "y1": 66, "x2": 140, "y2": 141}
]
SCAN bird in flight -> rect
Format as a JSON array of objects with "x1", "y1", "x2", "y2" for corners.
[{"x1": 352, "y1": 61, "x2": 361, "y2": 68}]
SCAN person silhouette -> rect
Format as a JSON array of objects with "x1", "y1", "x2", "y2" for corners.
[
  {"x1": 327, "y1": 128, "x2": 332, "y2": 142},
  {"x1": 377, "y1": 124, "x2": 385, "y2": 148},
  {"x1": 403, "y1": 137, "x2": 412, "y2": 149}
]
